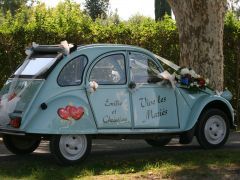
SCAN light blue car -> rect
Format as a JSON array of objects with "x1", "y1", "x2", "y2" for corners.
[{"x1": 0, "y1": 42, "x2": 236, "y2": 165}]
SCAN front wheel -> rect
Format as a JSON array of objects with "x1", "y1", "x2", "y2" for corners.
[
  {"x1": 196, "y1": 109, "x2": 230, "y2": 149},
  {"x1": 50, "y1": 134, "x2": 92, "y2": 165},
  {"x1": 3, "y1": 135, "x2": 41, "y2": 155}
]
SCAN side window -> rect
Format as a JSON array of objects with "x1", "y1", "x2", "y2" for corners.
[
  {"x1": 130, "y1": 52, "x2": 161, "y2": 84},
  {"x1": 90, "y1": 54, "x2": 126, "y2": 85},
  {"x1": 58, "y1": 56, "x2": 87, "y2": 86}
]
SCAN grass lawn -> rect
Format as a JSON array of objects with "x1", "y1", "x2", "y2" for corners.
[{"x1": 0, "y1": 145, "x2": 240, "y2": 180}]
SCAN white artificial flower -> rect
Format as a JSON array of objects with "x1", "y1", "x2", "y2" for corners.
[
  {"x1": 32, "y1": 42, "x2": 39, "y2": 48},
  {"x1": 25, "y1": 49, "x2": 32, "y2": 56},
  {"x1": 189, "y1": 69, "x2": 198, "y2": 78},
  {"x1": 180, "y1": 68, "x2": 190, "y2": 75},
  {"x1": 89, "y1": 81, "x2": 94, "y2": 88},
  {"x1": 88, "y1": 81, "x2": 98, "y2": 92},
  {"x1": 93, "y1": 81, "x2": 99, "y2": 89},
  {"x1": 61, "y1": 40, "x2": 70, "y2": 55}
]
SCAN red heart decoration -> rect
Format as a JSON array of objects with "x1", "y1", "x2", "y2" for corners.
[
  {"x1": 57, "y1": 108, "x2": 70, "y2": 120},
  {"x1": 69, "y1": 106, "x2": 84, "y2": 120},
  {"x1": 65, "y1": 105, "x2": 73, "y2": 113}
]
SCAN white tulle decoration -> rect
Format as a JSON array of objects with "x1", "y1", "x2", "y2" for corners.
[
  {"x1": 158, "y1": 70, "x2": 176, "y2": 88},
  {"x1": 0, "y1": 94, "x2": 20, "y2": 125}
]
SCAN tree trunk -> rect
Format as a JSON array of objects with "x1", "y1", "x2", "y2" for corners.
[{"x1": 167, "y1": 0, "x2": 227, "y2": 90}]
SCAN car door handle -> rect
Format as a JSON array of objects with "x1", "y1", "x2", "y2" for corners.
[{"x1": 128, "y1": 81, "x2": 136, "y2": 89}]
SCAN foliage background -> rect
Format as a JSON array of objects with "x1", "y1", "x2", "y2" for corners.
[{"x1": 0, "y1": 1, "x2": 240, "y2": 123}]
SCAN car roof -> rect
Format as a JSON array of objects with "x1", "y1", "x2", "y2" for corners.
[{"x1": 76, "y1": 44, "x2": 154, "y2": 55}]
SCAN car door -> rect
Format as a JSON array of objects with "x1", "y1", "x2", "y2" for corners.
[
  {"x1": 129, "y1": 51, "x2": 179, "y2": 128},
  {"x1": 86, "y1": 52, "x2": 132, "y2": 129}
]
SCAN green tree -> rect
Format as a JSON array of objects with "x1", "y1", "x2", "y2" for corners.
[
  {"x1": 84, "y1": 0, "x2": 109, "y2": 20},
  {"x1": 155, "y1": 0, "x2": 171, "y2": 21},
  {"x1": 0, "y1": 0, "x2": 28, "y2": 16}
]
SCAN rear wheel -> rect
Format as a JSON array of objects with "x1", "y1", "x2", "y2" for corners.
[
  {"x1": 3, "y1": 135, "x2": 41, "y2": 155},
  {"x1": 196, "y1": 109, "x2": 230, "y2": 149},
  {"x1": 145, "y1": 137, "x2": 172, "y2": 147},
  {"x1": 50, "y1": 134, "x2": 91, "y2": 165}
]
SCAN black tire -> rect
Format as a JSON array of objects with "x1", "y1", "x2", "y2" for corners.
[
  {"x1": 50, "y1": 134, "x2": 92, "y2": 166},
  {"x1": 145, "y1": 137, "x2": 172, "y2": 147},
  {"x1": 196, "y1": 108, "x2": 230, "y2": 149},
  {"x1": 3, "y1": 135, "x2": 41, "y2": 155}
]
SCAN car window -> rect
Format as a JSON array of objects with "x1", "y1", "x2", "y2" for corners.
[
  {"x1": 90, "y1": 54, "x2": 126, "y2": 85},
  {"x1": 14, "y1": 53, "x2": 59, "y2": 77},
  {"x1": 129, "y1": 52, "x2": 161, "y2": 84},
  {"x1": 58, "y1": 56, "x2": 87, "y2": 86}
]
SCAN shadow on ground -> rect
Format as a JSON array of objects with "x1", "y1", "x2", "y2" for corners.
[{"x1": 0, "y1": 132, "x2": 239, "y2": 179}]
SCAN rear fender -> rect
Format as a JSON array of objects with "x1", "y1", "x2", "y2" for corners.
[{"x1": 24, "y1": 94, "x2": 97, "y2": 134}]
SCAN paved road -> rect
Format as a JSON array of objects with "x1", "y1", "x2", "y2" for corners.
[{"x1": 0, "y1": 132, "x2": 239, "y2": 157}]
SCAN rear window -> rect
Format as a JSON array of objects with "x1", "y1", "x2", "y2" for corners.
[{"x1": 14, "y1": 54, "x2": 59, "y2": 77}]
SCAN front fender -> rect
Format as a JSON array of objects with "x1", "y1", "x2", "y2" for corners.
[{"x1": 184, "y1": 95, "x2": 234, "y2": 131}]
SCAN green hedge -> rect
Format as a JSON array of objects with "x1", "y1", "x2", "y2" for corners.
[
  {"x1": 0, "y1": 2, "x2": 179, "y2": 86},
  {"x1": 0, "y1": 2, "x2": 240, "y2": 123}
]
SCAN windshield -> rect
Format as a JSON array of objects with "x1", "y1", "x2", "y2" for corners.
[{"x1": 14, "y1": 53, "x2": 60, "y2": 77}]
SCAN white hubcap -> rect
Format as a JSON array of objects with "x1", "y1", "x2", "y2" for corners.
[
  {"x1": 59, "y1": 135, "x2": 87, "y2": 161},
  {"x1": 204, "y1": 115, "x2": 226, "y2": 145}
]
